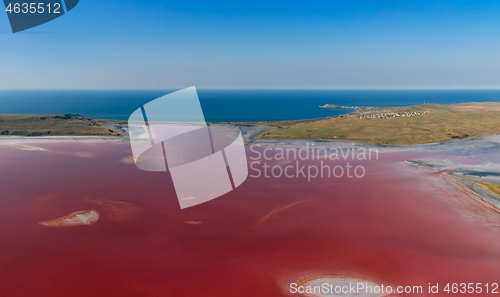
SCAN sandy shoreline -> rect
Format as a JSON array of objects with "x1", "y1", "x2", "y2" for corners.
[
  {"x1": 0, "y1": 135, "x2": 129, "y2": 144},
  {"x1": 3, "y1": 124, "x2": 500, "y2": 157},
  {"x1": 4, "y1": 122, "x2": 500, "y2": 150}
]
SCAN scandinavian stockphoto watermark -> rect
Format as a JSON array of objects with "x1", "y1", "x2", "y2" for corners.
[
  {"x1": 3, "y1": 0, "x2": 79, "y2": 33},
  {"x1": 248, "y1": 143, "x2": 378, "y2": 181}
]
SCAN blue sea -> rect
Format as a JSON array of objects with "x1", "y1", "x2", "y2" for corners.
[{"x1": 1, "y1": 89, "x2": 500, "y2": 122}]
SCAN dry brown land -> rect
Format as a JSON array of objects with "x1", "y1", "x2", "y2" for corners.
[
  {"x1": 478, "y1": 182, "x2": 500, "y2": 197},
  {"x1": 0, "y1": 114, "x2": 121, "y2": 137},
  {"x1": 259, "y1": 102, "x2": 500, "y2": 145}
]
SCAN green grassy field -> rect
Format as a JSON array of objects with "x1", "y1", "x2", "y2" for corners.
[
  {"x1": 258, "y1": 103, "x2": 500, "y2": 145},
  {"x1": 0, "y1": 114, "x2": 121, "y2": 137}
]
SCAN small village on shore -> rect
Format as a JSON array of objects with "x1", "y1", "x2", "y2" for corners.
[
  {"x1": 320, "y1": 104, "x2": 432, "y2": 120},
  {"x1": 342, "y1": 110, "x2": 431, "y2": 119}
]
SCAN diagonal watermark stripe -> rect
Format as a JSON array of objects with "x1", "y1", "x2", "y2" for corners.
[{"x1": 128, "y1": 87, "x2": 249, "y2": 209}]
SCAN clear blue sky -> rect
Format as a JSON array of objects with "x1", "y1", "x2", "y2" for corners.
[{"x1": 1, "y1": 0, "x2": 500, "y2": 89}]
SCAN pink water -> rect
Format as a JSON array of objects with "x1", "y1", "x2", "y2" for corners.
[{"x1": 0, "y1": 143, "x2": 499, "y2": 296}]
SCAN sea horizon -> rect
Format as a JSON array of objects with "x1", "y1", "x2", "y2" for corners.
[{"x1": 2, "y1": 89, "x2": 500, "y2": 122}]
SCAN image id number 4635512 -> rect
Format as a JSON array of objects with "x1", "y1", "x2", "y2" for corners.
[
  {"x1": 5, "y1": 3, "x2": 61, "y2": 14},
  {"x1": 443, "y1": 283, "x2": 498, "y2": 294}
]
